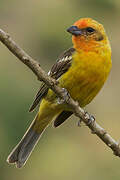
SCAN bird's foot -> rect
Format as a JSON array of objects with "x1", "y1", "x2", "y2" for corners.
[
  {"x1": 84, "y1": 111, "x2": 95, "y2": 126},
  {"x1": 77, "y1": 118, "x2": 82, "y2": 127},
  {"x1": 57, "y1": 88, "x2": 70, "y2": 104}
]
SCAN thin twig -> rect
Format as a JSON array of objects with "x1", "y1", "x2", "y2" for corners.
[{"x1": 0, "y1": 28, "x2": 120, "y2": 157}]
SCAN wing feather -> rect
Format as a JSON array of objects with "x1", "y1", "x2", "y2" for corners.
[
  {"x1": 54, "y1": 111, "x2": 73, "y2": 127},
  {"x1": 29, "y1": 47, "x2": 75, "y2": 112}
]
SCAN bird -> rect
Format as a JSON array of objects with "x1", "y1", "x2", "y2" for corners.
[{"x1": 7, "y1": 18, "x2": 112, "y2": 168}]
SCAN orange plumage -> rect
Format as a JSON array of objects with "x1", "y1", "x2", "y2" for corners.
[{"x1": 7, "y1": 18, "x2": 112, "y2": 168}]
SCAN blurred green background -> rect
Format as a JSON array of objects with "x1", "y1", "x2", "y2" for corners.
[{"x1": 0, "y1": 0, "x2": 120, "y2": 179}]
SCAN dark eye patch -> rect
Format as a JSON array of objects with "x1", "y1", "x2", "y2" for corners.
[
  {"x1": 83, "y1": 27, "x2": 104, "y2": 41},
  {"x1": 86, "y1": 27, "x2": 95, "y2": 34}
]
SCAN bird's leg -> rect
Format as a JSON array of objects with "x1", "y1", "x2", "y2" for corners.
[
  {"x1": 84, "y1": 111, "x2": 95, "y2": 126},
  {"x1": 57, "y1": 88, "x2": 70, "y2": 104},
  {"x1": 77, "y1": 118, "x2": 82, "y2": 127},
  {"x1": 77, "y1": 111, "x2": 95, "y2": 129}
]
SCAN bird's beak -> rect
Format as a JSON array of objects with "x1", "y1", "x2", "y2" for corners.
[{"x1": 67, "y1": 26, "x2": 82, "y2": 36}]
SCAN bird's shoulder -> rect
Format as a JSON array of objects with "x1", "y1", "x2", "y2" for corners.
[
  {"x1": 29, "y1": 47, "x2": 75, "y2": 112},
  {"x1": 49, "y1": 47, "x2": 75, "y2": 79}
]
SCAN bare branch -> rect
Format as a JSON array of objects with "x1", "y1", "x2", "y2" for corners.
[{"x1": 0, "y1": 28, "x2": 120, "y2": 157}]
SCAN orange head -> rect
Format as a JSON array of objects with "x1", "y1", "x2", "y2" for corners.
[{"x1": 67, "y1": 18, "x2": 109, "y2": 52}]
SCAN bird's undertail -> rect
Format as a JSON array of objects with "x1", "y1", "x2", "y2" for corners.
[{"x1": 7, "y1": 115, "x2": 47, "y2": 168}]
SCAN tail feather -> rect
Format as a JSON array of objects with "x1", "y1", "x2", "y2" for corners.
[
  {"x1": 7, "y1": 101, "x2": 62, "y2": 168},
  {"x1": 7, "y1": 119, "x2": 43, "y2": 168}
]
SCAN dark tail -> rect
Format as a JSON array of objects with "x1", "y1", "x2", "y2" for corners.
[{"x1": 7, "y1": 118, "x2": 42, "y2": 168}]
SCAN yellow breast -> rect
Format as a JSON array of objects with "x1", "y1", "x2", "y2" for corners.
[{"x1": 59, "y1": 49, "x2": 112, "y2": 107}]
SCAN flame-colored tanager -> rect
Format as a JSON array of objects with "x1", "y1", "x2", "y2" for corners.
[{"x1": 7, "y1": 18, "x2": 112, "y2": 168}]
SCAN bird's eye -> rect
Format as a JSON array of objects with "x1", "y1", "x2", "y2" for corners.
[{"x1": 86, "y1": 27, "x2": 95, "y2": 34}]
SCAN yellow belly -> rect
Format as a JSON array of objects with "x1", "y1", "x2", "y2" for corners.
[
  {"x1": 59, "y1": 50, "x2": 112, "y2": 107},
  {"x1": 38, "y1": 50, "x2": 111, "y2": 123}
]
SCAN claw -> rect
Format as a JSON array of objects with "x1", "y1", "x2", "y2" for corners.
[
  {"x1": 84, "y1": 112, "x2": 95, "y2": 126},
  {"x1": 77, "y1": 118, "x2": 82, "y2": 127},
  {"x1": 57, "y1": 88, "x2": 70, "y2": 104}
]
